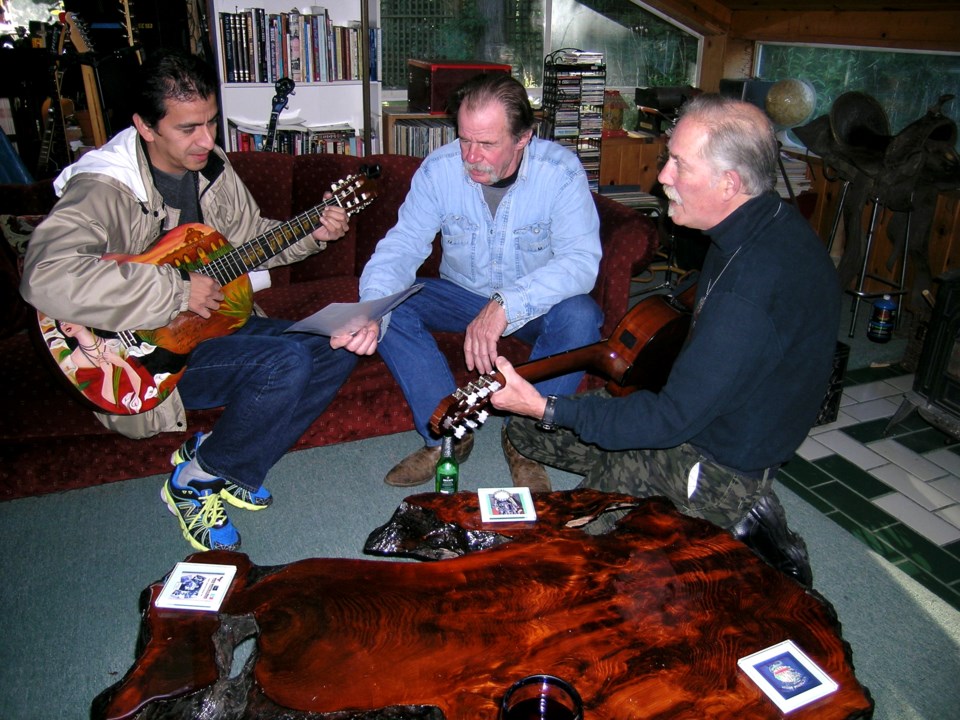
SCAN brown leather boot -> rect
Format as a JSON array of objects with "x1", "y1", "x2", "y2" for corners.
[
  {"x1": 501, "y1": 426, "x2": 551, "y2": 492},
  {"x1": 384, "y1": 433, "x2": 475, "y2": 487}
]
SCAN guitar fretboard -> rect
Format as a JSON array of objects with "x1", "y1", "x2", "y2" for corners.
[{"x1": 194, "y1": 200, "x2": 334, "y2": 286}]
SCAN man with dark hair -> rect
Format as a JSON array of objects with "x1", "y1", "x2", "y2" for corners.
[
  {"x1": 490, "y1": 94, "x2": 842, "y2": 587},
  {"x1": 21, "y1": 49, "x2": 359, "y2": 552},
  {"x1": 346, "y1": 73, "x2": 603, "y2": 489}
]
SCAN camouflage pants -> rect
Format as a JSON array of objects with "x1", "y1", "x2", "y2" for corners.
[{"x1": 506, "y1": 404, "x2": 773, "y2": 530}]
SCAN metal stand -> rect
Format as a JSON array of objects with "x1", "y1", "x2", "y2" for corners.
[{"x1": 843, "y1": 195, "x2": 912, "y2": 338}]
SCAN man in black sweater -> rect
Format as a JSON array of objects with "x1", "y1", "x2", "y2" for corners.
[{"x1": 490, "y1": 94, "x2": 841, "y2": 587}]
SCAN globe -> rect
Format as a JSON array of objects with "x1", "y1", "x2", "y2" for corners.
[{"x1": 765, "y1": 79, "x2": 817, "y2": 129}]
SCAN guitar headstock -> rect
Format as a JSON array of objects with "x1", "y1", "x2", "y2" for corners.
[
  {"x1": 330, "y1": 173, "x2": 378, "y2": 217},
  {"x1": 272, "y1": 77, "x2": 296, "y2": 112},
  {"x1": 429, "y1": 372, "x2": 505, "y2": 438},
  {"x1": 63, "y1": 12, "x2": 95, "y2": 54}
]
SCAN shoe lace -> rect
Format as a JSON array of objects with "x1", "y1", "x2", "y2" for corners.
[{"x1": 191, "y1": 493, "x2": 228, "y2": 530}]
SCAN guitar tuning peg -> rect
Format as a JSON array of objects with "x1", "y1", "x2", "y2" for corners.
[
  {"x1": 453, "y1": 427, "x2": 466, "y2": 439},
  {"x1": 465, "y1": 420, "x2": 478, "y2": 429},
  {"x1": 476, "y1": 410, "x2": 489, "y2": 423}
]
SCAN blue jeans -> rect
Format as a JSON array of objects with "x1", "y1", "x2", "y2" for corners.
[
  {"x1": 378, "y1": 278, "x2": 603, "y2": 445},
  {"x1": 176, "y1": 315, "x2": 357, "y2": 491}
]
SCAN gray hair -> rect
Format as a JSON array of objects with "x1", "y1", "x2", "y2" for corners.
[{"x1": 678, "y1": 94, "x2": 779, "y2": 195}]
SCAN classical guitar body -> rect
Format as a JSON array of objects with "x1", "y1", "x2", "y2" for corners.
[
  {"x1": 603, "y1": 292, "x2": 692, "y2": 397},
  {"x1": 430, "y1": 290, "x2": 694, "y2": 438},
  {"x1": 105, "y1": 224, "x2": 256, "y2": 355},
  {"x1": 34, "y1": 171, "x2": 378, "y2": 415}
]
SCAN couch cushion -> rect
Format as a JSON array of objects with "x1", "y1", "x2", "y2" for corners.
[
  {"x1": 288, "y1": 154, "x2": 368, "y2": 280},
  {"x1": 349, "y1": 154, "x2": 444, "y2": 277},
  {"x1": 228, "y1": 151, "x2": 295, "y2": 220}
]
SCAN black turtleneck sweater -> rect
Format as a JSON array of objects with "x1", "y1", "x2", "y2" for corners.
[{"x1": 555, "y1": 191, "x2": 841, "y2": 474}]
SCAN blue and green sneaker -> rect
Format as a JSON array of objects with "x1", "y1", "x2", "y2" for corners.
[
  {"x1": 170, "y1": 432, "x2": 273, "y2": 511},
  {"x1": 161, "y1": 466, "x2": 241, "y2": 552}
]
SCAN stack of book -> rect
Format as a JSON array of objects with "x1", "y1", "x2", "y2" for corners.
[
  {"x1": 227, "y1": 116, "x2": 363, "y2": 155},
  {"x1": 218, "y1": 6, "x2": 380, "y2": 84},
  {"x1": 597, "y1": 185, "x2": 664, "y2": 214}
]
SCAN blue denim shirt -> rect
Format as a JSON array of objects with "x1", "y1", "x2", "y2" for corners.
[{"x1": 359, "y1": 135, "x2": 601, "y2": 335}]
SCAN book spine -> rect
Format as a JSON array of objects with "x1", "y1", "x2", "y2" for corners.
[
  {"x1": 257, "y1": 8, "x2": 268, "y2": 83},
  {"x1": 349, "y1": 26, "x2": 358, "y2": 81},
  {"x1": 243, "y1": 10, "x2": 262, "y2": 82},
  {"x1": 280, "y1": 13, "x2": 290, "y2": 80},
  {"x1": 219, "y1": 12, "x2": 235, "y2": 83},
  {"x1": 288, "y1": 12, "x2": 301, "y2": 83},
  {"x1": 233, "y1": 14, "x2": 247, "y2": 83},
  {"x1": 326, "y1": 13, "x2": 335, "y2": 82}
]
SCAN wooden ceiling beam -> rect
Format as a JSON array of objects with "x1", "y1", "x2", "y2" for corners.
[
  {"x1": 641, "y1": 0, "x2": 733, "y2": 36},
  {"x1": 729, "y1": 9, "x2": 960, "y2": 53}
]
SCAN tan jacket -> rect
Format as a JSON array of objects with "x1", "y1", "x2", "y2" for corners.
[{"x1": 20, "y1": 127, "x2": 326, "y2": 438}]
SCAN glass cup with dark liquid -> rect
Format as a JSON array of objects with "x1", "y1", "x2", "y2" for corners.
[{"x1": 499, "y1": 674, "x2": 584, "y2": 720}]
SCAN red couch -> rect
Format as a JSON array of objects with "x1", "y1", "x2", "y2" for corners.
[{"x1": 0, "y1": 151, "x2": 658, "y2": 500}]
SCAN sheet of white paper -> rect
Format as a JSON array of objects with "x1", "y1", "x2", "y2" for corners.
[{"x1": 284, "y1": 284, "x2": 424, "y2": 337}]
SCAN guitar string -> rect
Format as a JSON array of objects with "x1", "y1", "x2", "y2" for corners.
[{"x1": 190, "y1": 187, "x2": 346, "y2": 284}]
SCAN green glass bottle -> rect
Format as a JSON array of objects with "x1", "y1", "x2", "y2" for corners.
[{"x1": 435, "y1": 435, "x2": 459, "y2": 494}]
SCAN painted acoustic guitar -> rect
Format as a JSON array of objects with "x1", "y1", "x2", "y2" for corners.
[
  {"x1": 430, "y1": 287, "x2": 696, "y2": 438},
  {"x1": 35, "y1": 171, "x2": 378, "y2": 415}
]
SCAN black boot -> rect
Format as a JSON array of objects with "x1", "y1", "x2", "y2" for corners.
[{"x1": 731, "y1": 492, "x2": 813, "y2": 588}]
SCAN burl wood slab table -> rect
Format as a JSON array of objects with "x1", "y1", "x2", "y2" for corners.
[{"x1": 92, "y1": 490, "x2": 874, "y2": 719}]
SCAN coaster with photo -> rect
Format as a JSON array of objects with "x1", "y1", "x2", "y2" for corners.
[
  {"x1": 478, "y1": 487, "x2": 537, "y2": 522},
  {"x1": 737, "y1": 639, "x2": 839, "y2": 713},
  {"x1": 155, "y1": 562, "x2": 237, "y2": 612}
]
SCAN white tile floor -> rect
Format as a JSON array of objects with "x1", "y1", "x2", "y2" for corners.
[{"x1": 798, "y1": 373, "x2": 960, "y2": 547}]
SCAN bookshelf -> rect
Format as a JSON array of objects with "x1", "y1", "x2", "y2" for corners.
[
  {"x1": 540, "y1": 49, "x2": 605, "y2": 191},
  {"x1": 382, "y1": 103, "x2": 455, "y2": 156},
  {"x1": 209, "y1": 0, "x2": 381, "y2": 154}
]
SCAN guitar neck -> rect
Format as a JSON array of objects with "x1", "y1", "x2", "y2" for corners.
[
  {"x1": 514, "y1": 341, "x2": 631, "y2": 386},
  {"x1": 193, "y1": 199, "x2": 336, "y2": 285},
  {"x1": 264, "y1": 112, "x2": 281, "y2": 152}
]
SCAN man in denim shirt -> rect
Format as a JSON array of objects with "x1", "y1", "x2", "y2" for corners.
[{"x1": 344, "y1": 73, "x2": 602, "y2": 488}]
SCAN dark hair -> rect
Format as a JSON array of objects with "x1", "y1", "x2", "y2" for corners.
[
  {"x1": 450, "y1": 73, "x2": 534, "y2": 141},
  {"x1": 678, "y1": 93, "x2": 779, "y2": 195},
  {"x1": 134, "y1": 48, "x2": 219, "y2": 127}
]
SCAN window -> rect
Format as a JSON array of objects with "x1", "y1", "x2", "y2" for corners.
[
  {"x1": 756, "y1": 43, "x2": 960, "y2": 145},
  {"x1": 380, "y1": 0, "x2": 546, "y2": 90},
  {"x1": 550, "y1": 0, "x2": 699, "y2": 91},
  {"x1": 380, "y1": 0, "x2": 699, "y2": 95}
]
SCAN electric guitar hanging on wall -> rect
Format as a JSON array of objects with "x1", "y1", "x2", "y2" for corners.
[
  {"x1": 37, "y1": 18, "x2": 73, "y2": 173},
  {"x1": 117, "y1": 0, "x2": 144, "y2": 65},
  {"x1": 430, "y1": 285, "x2": 696, "y2": 438},
  {"x1": 34, "y1": 171, "x2": 378, "y2": 415},
  {"x1": 63, "y1": 12, "x2": 108, "y2": 148},
  {"x1": 264, "y1": 77, "x2": 295, "y2": 152}
]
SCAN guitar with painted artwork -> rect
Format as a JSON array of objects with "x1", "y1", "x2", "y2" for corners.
[
  {"x1": 430, "y1": 283, "x2": 696, "y2": 438},
  {"x1": 35, "y1": 171, "x2": 378, "y2": 415}
]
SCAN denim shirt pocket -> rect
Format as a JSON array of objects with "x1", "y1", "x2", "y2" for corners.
[
  {"x1": 440, "y1": 214, "x2": 478, "y2": 283},
  {"x1": 513, "y1": 220, "x2": 551, "y2": 274}
]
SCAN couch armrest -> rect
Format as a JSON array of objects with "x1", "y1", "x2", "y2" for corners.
[{"x1": 592, "y1": 193, "x2": 660, "y2": 338}]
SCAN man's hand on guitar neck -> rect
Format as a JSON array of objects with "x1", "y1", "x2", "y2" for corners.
[
  {"x1": 489, "y1": 356, "x2": 549, "y2": 421},
  {"x1": 310, "y1": 198, "x2": 350, "y2": 245},
  {"x1": 187, "y1": 273, "x2": 224, "y2": 319}
]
